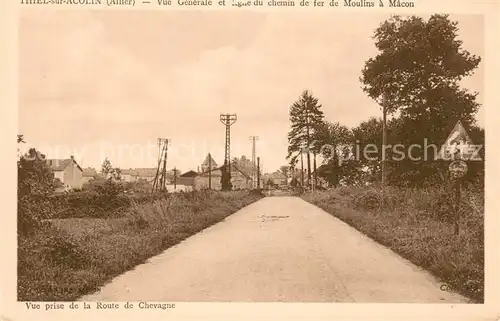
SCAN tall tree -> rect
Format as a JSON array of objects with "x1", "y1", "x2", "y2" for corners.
[
  {"x1": 287, "y1": 90, "x2": 325, "y2": 186},
  {"x1": 351, "y1": 117, "x2": 383, "y2": 182},
  {"x1": 101, "y1": 158, "x2": 113, "y2": 178},
  {"x1": 314, "y1": 121, "x2": 353, "y2": 186},
  {"x1": 278, "y1": 165, "x2": 289, "y2": 178},
  {"x1": 232, "y1": 156, "x2": 253, "y2": 176},
  {"x1": 360, "y1": 14, "x2": 482, "y2": 186}
]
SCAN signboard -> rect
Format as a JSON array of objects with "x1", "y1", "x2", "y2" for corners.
[
  {"x1": 437, "y1": 120, "x2": 482, "y2": 161},
  {"x1": 437, "y1": 120, "x2": 481, "y2": 236},
  {"x1": 449, "y1": 160, "x2": 468, "y2": 179}
]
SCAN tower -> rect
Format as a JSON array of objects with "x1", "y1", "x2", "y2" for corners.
[
  {"x1": 249, "y1": 136, "x2": 259, "y2": 188},
  {"x1": 201, "y1": 153, "x2": 217, "y2": 173},
  {"x1": 220, "y1": 114, "x2": 237, "y2": 190}
]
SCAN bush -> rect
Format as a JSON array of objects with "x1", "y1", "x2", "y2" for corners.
[
  {"x1": 428, "y1": 189, "x2": 456, "y2": 223},
  {"x1": 49, "y1": 192, "x2": 132, "y2": 219},
  {"x1": 17, "y1": 148, "x2": 59, "y2": 235},
  {"x1": 18, "y1": 195, "x2": 54, "y2": 235},
  {"x1": 351, "y1": 188, "x2": 381, "y2": 210},
  {"x1": 87, "y1": 178, "x2": 124, "y2": 197},
  {"x1": 250, "y1": 188, "x2": 265, "y2": 196},
  {"x1": 18, "y1": 225, "x2": 92, "y2": 300}
]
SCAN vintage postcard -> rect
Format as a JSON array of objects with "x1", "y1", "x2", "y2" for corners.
[{"x1": 1, "y1": 0, "x2": 499, "y2": 320}]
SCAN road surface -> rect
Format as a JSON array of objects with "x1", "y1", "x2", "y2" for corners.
[{"x1": 80, "y1": 196, "x2": 469, "y2": 303}]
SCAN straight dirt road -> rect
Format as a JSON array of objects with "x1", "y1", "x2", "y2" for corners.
[{"x1": 80, "y1": 197, "x2": 469, "y2": 303}]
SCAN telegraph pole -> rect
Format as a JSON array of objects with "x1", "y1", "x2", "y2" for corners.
[
  {"x1": 152, "y1": 138, "x2": 169, "y2": 193},
  {"x1": 161, "y1": 146, "x2": 167, "y2": 189},
  {"x1": 381, "y1": 94, "x2": 387, "y2": 187},
  {"x1": 173, "y1": 166, "x2": 177, "y2": 190},
  {"x1": 208, "y1": 152, "x2": 212, "y2": 189},
  {"x1": 257, "y1": 157, "x2": 261, "y2": 189},
  {"x1": 249, "y1": 136, "x2": 259, "y2": 188},
  {"x1": 380, "y1": 94, "x2": 388, "y2": 209},
  {"x1": 300, "y1": 150, "x2": 305, "y2": 188},
  {"x1": 220, "y1": 114, "x2": 237, "y2": 190}
]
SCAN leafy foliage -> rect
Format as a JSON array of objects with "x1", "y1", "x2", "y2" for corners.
[
  {"x1": 314, "y1": 121, "x2": 354, "y2": 187},
  {"x1": 95, "y1": 157, "x2": 125, "y2": 194},
  {"x1": 360, "y1": 14, "x2": 481, "y2": 117},
  {"x1": 358, "y1": 14, "x2": 482, "y2": 187},
  {"x1": 100, "y1": 158, "x2": 113, "y2": 177},
  {"x1": 88, "y1": 178, "x2": 124, "y2": 197},
  {"x1": 232, "y1": 155, "x2": 255, "y2": 177},
  {"x1": 284, "y1": 15, "x2": 483, "y2": 188},
  {"x1": 278, "y1": 165, "x2": 289, "y2": 178},
  {"x1": 17, "y1": 147, "x2": 58, "y2": 235}
]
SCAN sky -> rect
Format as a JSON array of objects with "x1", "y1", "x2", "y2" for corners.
[{"x1": 18, "y1": 11, "x2": 484, "y2": 173}]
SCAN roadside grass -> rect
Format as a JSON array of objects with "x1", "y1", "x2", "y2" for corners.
[
  {"x1": 18, "y1": 190, "x2": 264, "y2": 301},
  {"x1": 302, "y1": 185, "x2": 484, "y2": 303}
]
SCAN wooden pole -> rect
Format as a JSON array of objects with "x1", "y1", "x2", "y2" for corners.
[
  {"x1": 381, "y1": 95, "x2": 387, "y2": 208},
  {"x1": 454, "y1": 178, "x2": 462, "y2": 235},
  {"x1": 313, "y1": 153, "x2": 317, "y2": 188},
  {"x1": 174, "y1": 166, "x2": 177, "y2": 190},
  {"x1": 300, "y1": 151, "x2": 304, "y2": 188},
  {"x1": 162, "y1": 142, "x2": 168, "y2": 192},
  {"x1": 382, "y1": 95, "x2": 387, "y2": 187},
  {"x1": 208, "y1": 153, "x2": 212, "y2": 189},
  {"x1": 257, "y1": 157, "x2": 261, "y2": 189}
]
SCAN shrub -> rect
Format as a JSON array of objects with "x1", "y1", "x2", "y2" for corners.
[
  {"x1": 351, "y1": 188, "x2": 381, "y2": 210},
  {"x1": 17, "y1": 148, "x2": 59, "y2": 235},
  {"x1": 250, "y1": 188, "x2": 265, "y2": 196},
  {"x1": 49, "y1": 192, "x2": 131, "y2": 219},
  {"x1": 88, "y1": 178, "x2": 124, "y2": 197},
  {"x1": 428, "y1": 189, "x2": 456, "y2": 223}
]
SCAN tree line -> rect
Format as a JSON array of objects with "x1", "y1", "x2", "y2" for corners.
[{"x1": 286, "y1": 14, "x2": 484, "y2": 189}]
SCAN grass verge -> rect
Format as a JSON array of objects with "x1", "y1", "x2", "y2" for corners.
[
  {"x1": 18, "y1": 189, "x2": 264, "y2": 301},
  {"x1": 302, "y1": 185, "x2": 484, "y2": 303}
]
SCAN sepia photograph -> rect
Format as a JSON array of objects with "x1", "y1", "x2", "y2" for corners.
[{"x1": 16, "y1": 10, "x2": 485, "y2": 305}]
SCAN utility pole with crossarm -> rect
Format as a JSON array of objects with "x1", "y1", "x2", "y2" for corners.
[
  {"x1": 220, "y1": 114, "x2": 237, "y2": 190},
  {"x1": 249, "y1": 136, "x2": 259, "y2": 188}
]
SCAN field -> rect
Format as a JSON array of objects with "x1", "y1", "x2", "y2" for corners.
[
  {"x1": 18, "y1": 189, "x2": 264, "y2": 301},
  {"x1": 302, "y1": 185, "x2": 484, "y2": 303}
]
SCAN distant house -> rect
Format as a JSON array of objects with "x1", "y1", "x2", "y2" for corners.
[
  {"x1": 177, "y1": 170, "x2": 198, "y2": 187},
  {"x1": 180, "y1": 170, "x2": 198, "y2": 178},
  {"x1": 194, "y1": 165, "x2": 252, "y2": 190},
  {"x1": 82, "y1": 168, "x2": 98, "y2": 185},
  {"x1": 135, "y1": 168, "x2": 157, "y2": 183},
  {"x1": 46, "y1": 156, "x2": 83, "y2": 191},
  {"x1": 121, "y1": 169, "x2": 139, "y2": 182},
  {"x1": 267, "y1": 172, "x2": 288, "y2": 186}
]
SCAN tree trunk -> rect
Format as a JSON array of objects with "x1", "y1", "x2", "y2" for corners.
[
  {"x1": 306, "y1": 152, "x2": 311, "y2": 187},
  {"x1": 300, "y1": 152, "x2": 304, "y2": 187},
  {"x1": 332, "y1": 143, "x2": 339, "y2": 187},
  {"x1": 313, "y1": 153, "x2": 317, "y2": 186},
  {"x1": 305, "y1": 115, "x2": 312, "y2": 187}
]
